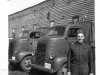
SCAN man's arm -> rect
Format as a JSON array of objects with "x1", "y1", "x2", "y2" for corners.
[
  {"x1": 67, "y1": 47, "x2": 71, "y2": 72},
  {"x1": 89, "y1": 46, "x2": 94, "y2": 74}
]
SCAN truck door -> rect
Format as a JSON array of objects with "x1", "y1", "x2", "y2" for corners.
[
  {"x1": 66, "y1": 27, "x2": 80, "y2": 44},
  {"x1": 28, "y1": 32, "x2": 41, "y2": 50}
]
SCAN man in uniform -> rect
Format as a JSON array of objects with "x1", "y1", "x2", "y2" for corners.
[{"x1": 67, "y1": 29, "x2": 94, "y2": 75}]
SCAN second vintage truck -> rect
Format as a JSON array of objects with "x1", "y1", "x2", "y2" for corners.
[{"x1": 9, "y1": 29, "x2": 46, "y2": 71}]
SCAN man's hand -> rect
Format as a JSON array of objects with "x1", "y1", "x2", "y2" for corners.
[
  {"x1": 89, "y1": 73, "x2": 94, "y2": 75},
  {"x1": 67, "y1": 72, "x2": 71, "y2": 75}
]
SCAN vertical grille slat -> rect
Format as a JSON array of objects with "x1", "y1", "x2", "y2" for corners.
[
  {"x1": 36, "y1": 44, "x2": 46, "y2": 66},
  {"x1": 9, "y1": 43, "x2": 14, "y2": 58}
]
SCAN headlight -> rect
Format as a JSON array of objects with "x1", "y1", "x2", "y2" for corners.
[
  {"x1": 49, "y1": 54, "x2": 55, "y2": 60},
  {"x1": 15, "y1": 51, "x2": 19, "y2": 54},
  {"x1": 32, "y1": 51, "x2": 35, "y2": 56}
]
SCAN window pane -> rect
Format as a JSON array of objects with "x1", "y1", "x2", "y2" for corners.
[
  {"x1": 68, "y1": 28, "x2": 79, "y2": 37},
  {"x1": 47, "y1": 26, "x2": 65, "y2": 36},
  {"x1": 19, "y1": 32, "x2": 28, "y2": 38},
  {"x1": 30, "y1": 32, "x2": 40, "y2": 39}
]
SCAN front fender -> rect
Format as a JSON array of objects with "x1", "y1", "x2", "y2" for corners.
[
  {"x1": 53, "y1": 56, "x2": 67, "y2": 72},
  {"x1": 16, "y1": 51, "x2": 32, "y2": 63}
]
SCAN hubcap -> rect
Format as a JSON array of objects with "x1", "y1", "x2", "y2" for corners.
[
  {"x1": 61, "y1": 68, "x2": 67, "y2": 75},
  {"x1": 24, "y1": 59, "x2": 31, "y2": 68}
]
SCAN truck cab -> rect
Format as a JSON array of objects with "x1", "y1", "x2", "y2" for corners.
[
  {"x1": 9, "y1": 29, "x2": 45, "y2": 71},
  {"x1": 29, "y1": 24, "x2": 82, "y2": 75}
]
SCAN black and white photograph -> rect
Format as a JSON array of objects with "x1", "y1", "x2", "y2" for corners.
[{"x1": 7, "y1": 0, "x2": 96, "y2": 75}]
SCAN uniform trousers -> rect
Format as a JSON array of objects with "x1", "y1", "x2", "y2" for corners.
[{"x1": 71, "y1": 63, "x2": 89, "y2": 75}]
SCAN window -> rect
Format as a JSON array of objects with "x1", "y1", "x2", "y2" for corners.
[
  {"x1": 19, "y1": 32, "x2": 28, "y2": 38},
  {"x1": 46, "y1": 26, "x2": 65, "y2": 36},
  {"x1": 30, "y1": 32, "x2": 40, "y2": 39},
  {"x1": 68, "y1": 28, "x2": 79, "y2": 37}
]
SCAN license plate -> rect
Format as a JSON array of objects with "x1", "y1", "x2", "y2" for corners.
[
  {"x1": 45, "y1": 63, "x2": 51, "y2": 69},
  {"x1": 12, "y1": 56, "x2": 15, "y2": 60}
]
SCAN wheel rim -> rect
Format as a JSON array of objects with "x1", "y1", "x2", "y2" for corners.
[
  {"x1": 24, "y1": 59, "x2": 31, "y2": 69},
  {"x1": 61, "y1": 68, "x2": 67, "y2": 75}
]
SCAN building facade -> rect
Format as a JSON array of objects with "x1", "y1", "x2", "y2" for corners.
[{"x1": 8, "y1": 0, "x2": 94, "y2": 38}]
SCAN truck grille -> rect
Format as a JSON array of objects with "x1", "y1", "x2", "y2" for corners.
[
  {"x1": 9, "y1": 42, "x2": 14, "y2": 59},
  {"x1": 36, "y1": 44, "x2": 46, "y2": 66}
]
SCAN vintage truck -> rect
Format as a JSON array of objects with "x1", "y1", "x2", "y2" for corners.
[
  {"x1": 29, "y1": 22, "x2": 94, "y2": 75},
  {"x1": 9, "y1": 29, "x2": 46, "y2": 71}
]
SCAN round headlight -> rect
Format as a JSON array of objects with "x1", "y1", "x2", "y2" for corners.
[
  {"x1": 32, "y1": 51, "x2": 35, "y2": 56},
  {"x1": 15, "y1": 51, "x2": 19, "y2": 54},
  {"x1": 49, "y1": 54, "x2": 54, "y2": 60}
]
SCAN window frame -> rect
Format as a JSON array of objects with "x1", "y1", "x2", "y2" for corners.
[{"x1": 67, "y1": 27, "x2": 80, "y2": 38}]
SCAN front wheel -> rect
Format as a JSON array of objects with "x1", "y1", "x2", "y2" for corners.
[
  {"x1": 9, "y1": 62, "x2": 16, "y2": 69},
  {"x1": 20, "y1": 56, "x2": 32, "y2": 72},
  {"x1": 56, "y1": 64, "x2": 67, "y2": 75}
]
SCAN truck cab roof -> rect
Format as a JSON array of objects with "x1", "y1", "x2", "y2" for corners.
[{"x1": 50, "y1": 24, "x2": 81, "y2": 28}]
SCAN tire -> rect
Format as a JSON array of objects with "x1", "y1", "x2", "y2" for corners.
[
  {"x1": 20, "y1": 56, "x2": 32, "y2": 72},
  {"x1": 9, "y1": 62, "x2": 15, "y2": 69},
  {"x1": 28, "y1": 69, "x2": 36, "y2": 75},
  {"x1": 56, "y1": 64, "x2": 67, "y2": 75}
]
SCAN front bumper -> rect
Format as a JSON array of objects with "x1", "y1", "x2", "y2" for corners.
[
  {"x1": 29, "y1": 64, "x2": 54, "y2": 74},
  {"x1": 9, "y1": 59, "x2": 17, "y2": 64}
]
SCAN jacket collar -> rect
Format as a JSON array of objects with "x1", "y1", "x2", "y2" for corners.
[{"x1": 76, "y1": 41, "x2": 85, "y2": 46}]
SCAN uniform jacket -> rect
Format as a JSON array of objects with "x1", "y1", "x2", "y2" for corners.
[{"x1": 67, "y1": 42, "x2": 93, "y2": 73}]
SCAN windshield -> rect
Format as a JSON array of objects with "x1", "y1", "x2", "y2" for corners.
[
  {"x1": 18, "y1": 32, "x2": 28, "y2": 38},
  {"x1": 46, "y1": 26, "x2": 65, "y2": 36}
]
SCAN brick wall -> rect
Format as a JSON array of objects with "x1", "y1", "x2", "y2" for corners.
[
  {"x1": 50, "y1": 0, "x2": 94, "y2": 25},
  {"x1": 8, "y1": 0, "x2": 53, "y2": 38},
  {"x1": 8, "y1": 0, "x2": 94, "y2": 38}
]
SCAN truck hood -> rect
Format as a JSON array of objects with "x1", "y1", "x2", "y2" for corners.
[
  {"x1": 9, "y1": 38, "x2": 28, "y2": 57},
  {"x1": 38, "y1": 36, "x2": 64, "y2": 45},
  {"x1": 9, "y1": 38, "x2": 28, "y2": 47}
]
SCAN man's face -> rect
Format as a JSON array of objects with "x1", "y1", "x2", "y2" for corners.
[{"x1": 77, "y1": 33, "x2": 85, "y2": 43}]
